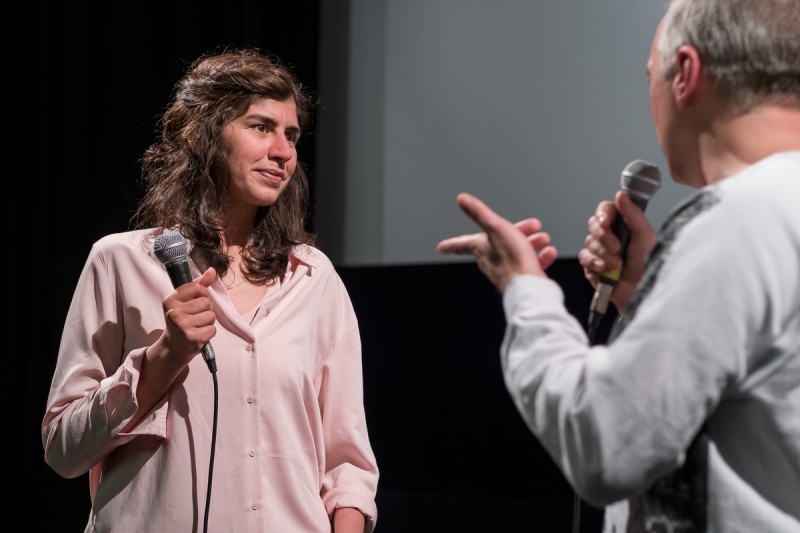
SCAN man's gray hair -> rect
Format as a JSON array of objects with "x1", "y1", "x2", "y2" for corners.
[{"x1": 657, "y1": 0, "x2": 800, "y2": 110}]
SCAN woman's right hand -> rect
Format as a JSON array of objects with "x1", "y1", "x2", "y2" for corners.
[
  {"x1": 578, "y1": 191, "x2": 657, "y2": 312},
  {"x1": 124, "y1": 267, "x2": 218, "y2": 431},
  {"x1": 158, "y1": 267, "x2": 218, "y2": 365}
]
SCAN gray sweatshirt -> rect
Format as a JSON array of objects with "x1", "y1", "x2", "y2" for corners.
[{"x1": 500, "y1": 151, "x2": 800, "y2": 532}]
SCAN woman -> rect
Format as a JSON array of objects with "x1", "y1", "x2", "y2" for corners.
[{"x1": 42, "y1": 47, "x2": 379, "y2": 532}]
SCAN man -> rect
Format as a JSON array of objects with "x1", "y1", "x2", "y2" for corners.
[{"x1": 437, "y1": 0, "x2": 800, "y2": 531}]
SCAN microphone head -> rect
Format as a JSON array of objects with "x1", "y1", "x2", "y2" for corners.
[
  {"x1": 621, "y1": 159, "x2": 661, "y2": 202},
  {"x1": 153, "y1": 231, "x2": 189, "y2": 266}
]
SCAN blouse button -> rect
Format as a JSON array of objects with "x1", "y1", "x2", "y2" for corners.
[
  {"x1": 247, "y1": 395, "x2": 255, "y2": 404},
  {"x1": 251, "y1": 503, "x2": 259, "y2": 511},
  {"x1": 249, "y1": 449, "x2": 256, "y2": 457},
  {"x1": 246, "y1": 344, "x2": 254, "y2": 352}
]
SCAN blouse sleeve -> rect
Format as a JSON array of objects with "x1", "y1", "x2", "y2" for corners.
[
  {"x1": 42, "y1": 242, "x2": 167, "y2": 479},
  {"x1": 318, "y1": 272, "x2": 380, "y2": 530}
]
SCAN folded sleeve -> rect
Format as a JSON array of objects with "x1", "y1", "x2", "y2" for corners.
[
  {"x1": 318, "y1": 274, "x2": 379, "y2": 530},
  {"x1": 42, "y1": 242, "x2": 168, "y2": 479}
]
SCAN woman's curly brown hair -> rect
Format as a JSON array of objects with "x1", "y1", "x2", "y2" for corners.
[{"x1": 133, "y1": 47, "x2": 315, "y2": 283}]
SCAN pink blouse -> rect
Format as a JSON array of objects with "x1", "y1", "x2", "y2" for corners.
[{"x1": 42, "y1": 229, "x2": 379, "y2": 532}]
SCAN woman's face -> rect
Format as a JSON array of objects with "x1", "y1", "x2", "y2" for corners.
[{"x1": 222, "y1": 97, "x2": 300, "y2": 210}]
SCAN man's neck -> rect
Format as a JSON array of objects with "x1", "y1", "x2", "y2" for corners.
[{"x1": 699, "y1": 104, "x2": 800, "y2": 184}]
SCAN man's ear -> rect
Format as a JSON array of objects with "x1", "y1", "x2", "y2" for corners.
[{"x1": 672, "y1": 44, "x2": 703, "y2": 107}]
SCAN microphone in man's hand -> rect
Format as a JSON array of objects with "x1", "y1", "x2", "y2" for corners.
[
  {"x1": 586, "y1": 160, "x2": 661, "y2": 341},
  {"x1": 153, "y1": 231, "x2": 217, "y2": 373}
]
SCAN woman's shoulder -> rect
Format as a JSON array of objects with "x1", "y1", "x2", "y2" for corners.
[
  {"x1": 93, "y1": 228, "x2": 158, "y2": 248},
  {"x1": 291, "y1": 243, "x2": 335, "y2": 271},
  {"x1": 91, "y1": 228, "x2": 163, "y2": 261}
]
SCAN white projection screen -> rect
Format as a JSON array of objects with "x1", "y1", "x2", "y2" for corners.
[{"x1": 315, "y1": 0, "x2": 692, "y2": 266}]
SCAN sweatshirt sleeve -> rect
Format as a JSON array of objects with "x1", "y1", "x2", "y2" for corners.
[{"x1": 499, "y1": 188, "x2": 777, "y2": 506}]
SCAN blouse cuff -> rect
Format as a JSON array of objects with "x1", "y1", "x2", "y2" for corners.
[{"x1": 101, "y1": 347, "x2": 168, "y2": 439}]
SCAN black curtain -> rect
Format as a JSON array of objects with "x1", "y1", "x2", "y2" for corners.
[{"x1": 10, "y1": 2, "x2": 319, "y2": 529}]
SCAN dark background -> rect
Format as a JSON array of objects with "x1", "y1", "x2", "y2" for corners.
[{"x1": 9, "y1": 1, "x2": 614, "y2": 530}]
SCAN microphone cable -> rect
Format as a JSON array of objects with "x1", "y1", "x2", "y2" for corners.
[
  {"x1": 199, "y1": 341, "x2": 218, "y2": 533},
  {"x1": 153, "y1": 232, "x2": 220, "y2": 532},
  {"x1": 203, "y1": 370, "x2": 219, "y2": 533},
  {"x1": 571, "y1": 490, "x2": 582, "y2": 533}
]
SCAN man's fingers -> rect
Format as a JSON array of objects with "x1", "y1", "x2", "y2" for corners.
[
  {"x1": 515, "y1": 218, "x2": 544, "y2": 236},
  {"x1": 441, "y1": 193, "x2": 544, "y2": 265},
  {"x1": 527, "y1": 231, "x2": 551, "y2": 249},
  {"x1": 436, "y1": 233, "x2": 486, "y2": 255},
  {"x1": 437, "y1": 193, "x2": 498, "y2": 255},
  {"x1": 456, "y1": 193, "x2": 501, "y2": 233},
  {"x1": 538, "y1": 245, "x2": 559, "y2": 270}
]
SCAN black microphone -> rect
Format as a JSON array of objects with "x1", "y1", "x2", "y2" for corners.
[
  {"x1": 587, "y1": 160, "x2": 661, "y2": 341},
  {"x1": 153, "y1": 231, "x2": 217, "y2": 373}
]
